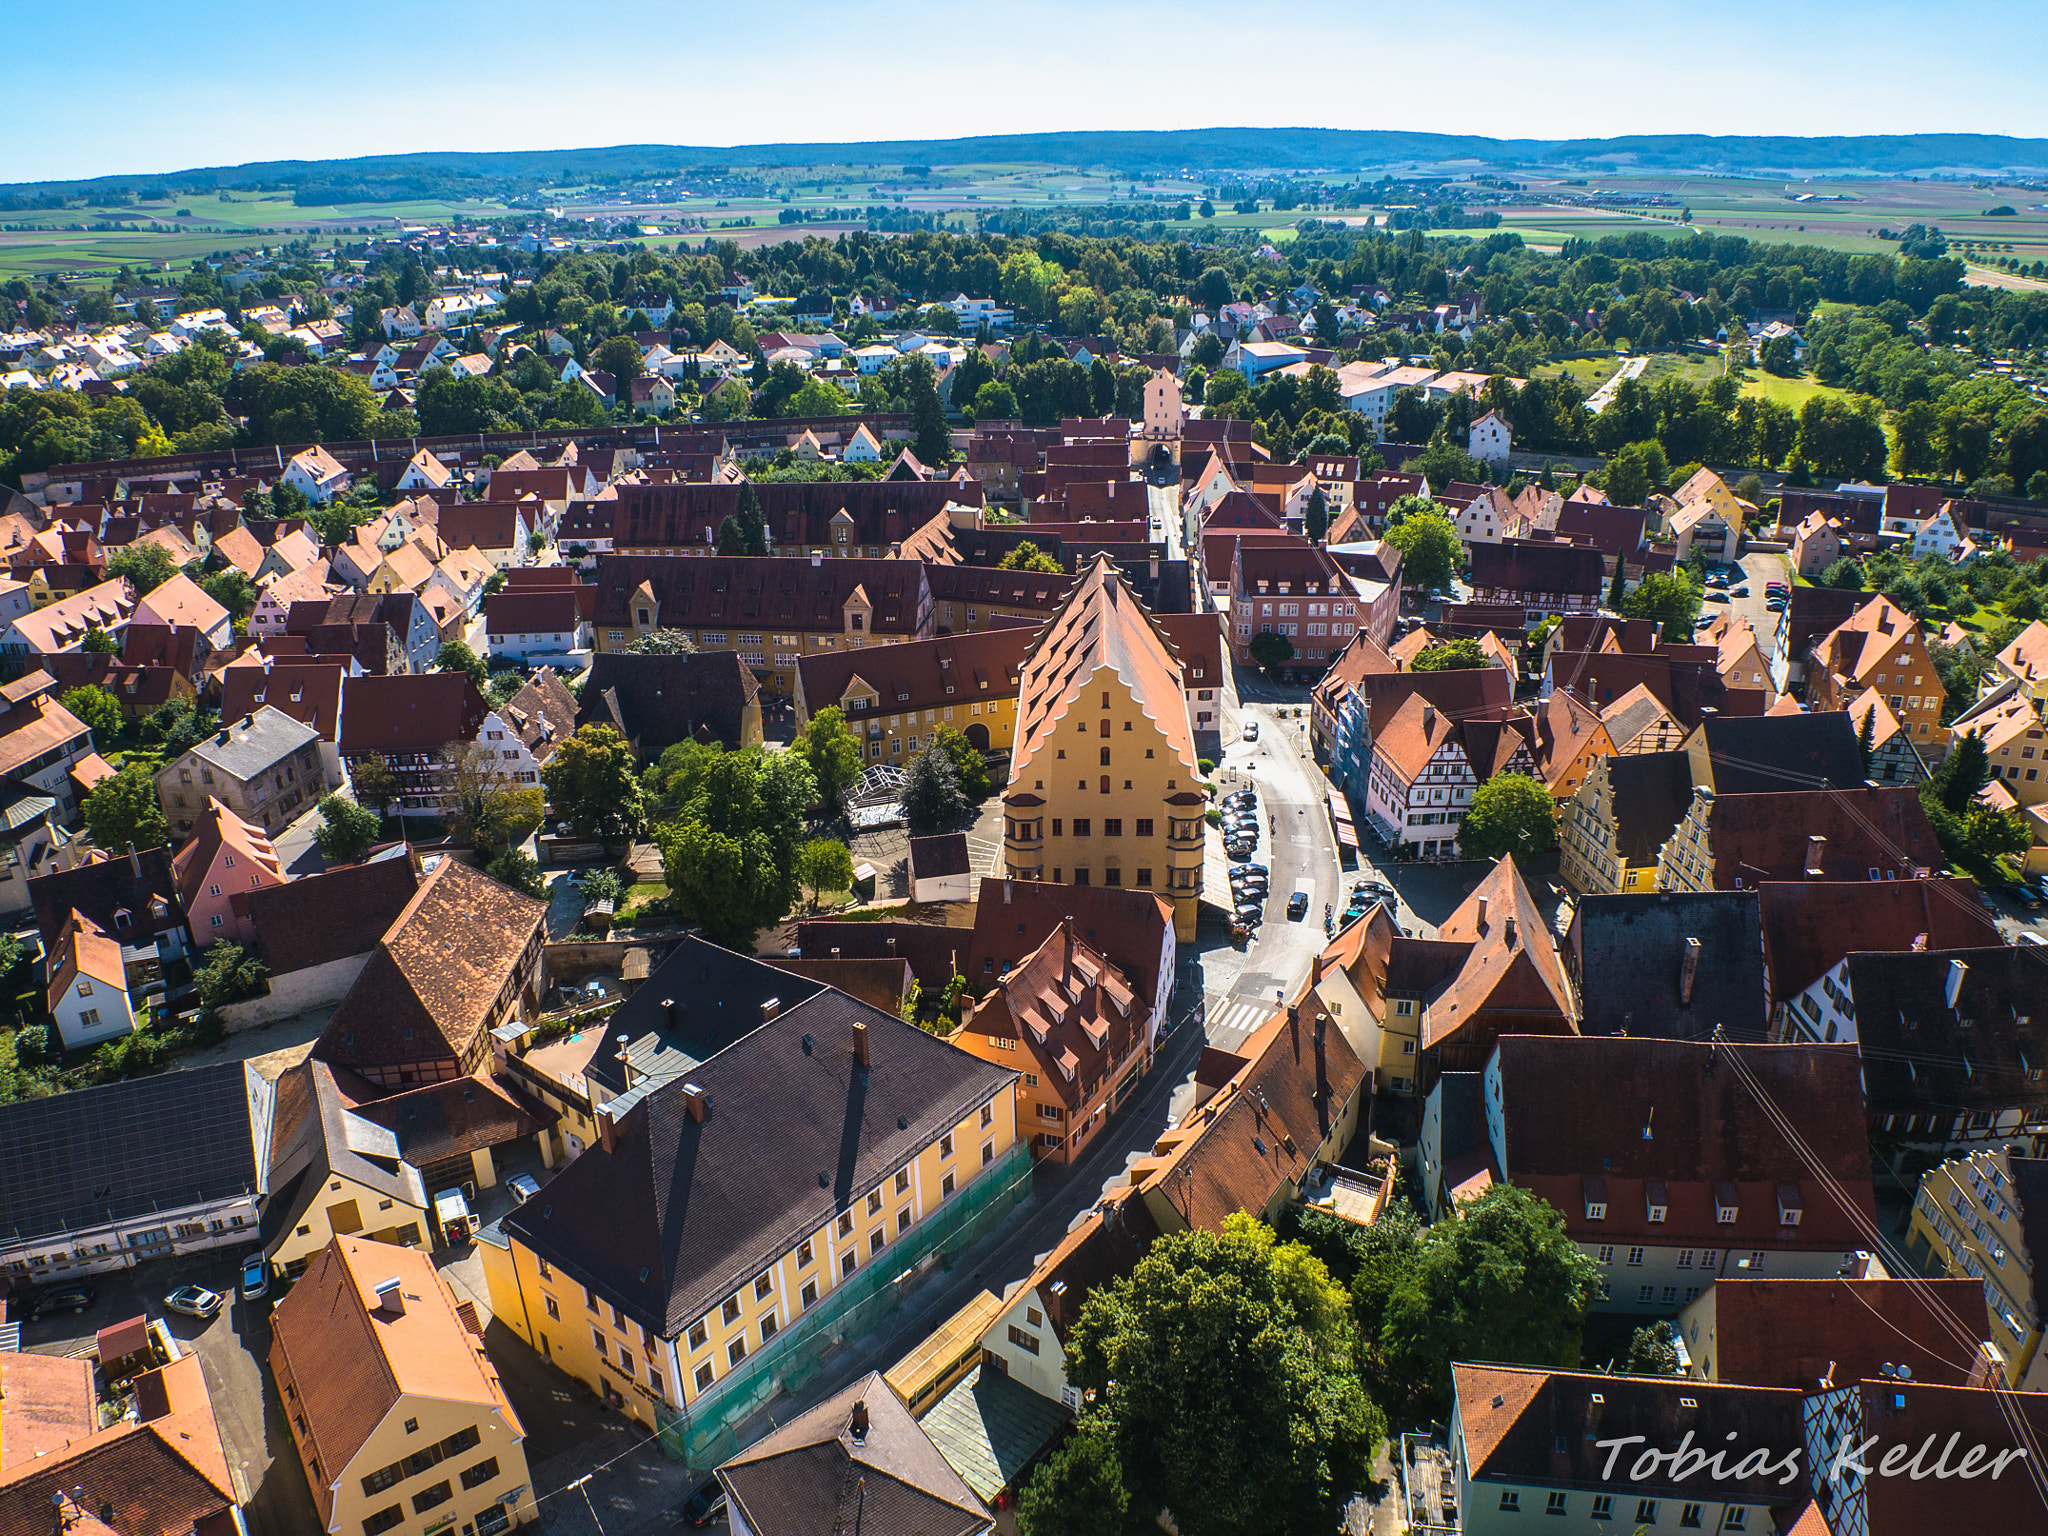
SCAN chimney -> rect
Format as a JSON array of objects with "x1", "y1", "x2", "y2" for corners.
[
  {"x1": 1476, "y1": 896, "x2": 1488, "y2": 930},
  {"x1": 616, "y1": 1033, "x2": 635, "y2": 1091},
  {"x1": 1946, "y1": 959, "x2": 1969, "y2": 1011},
  {"x1": 761, "y1": 996, "x2": 781, "y2": 1023},
  {"x1": 682, "y1": 1082, "x2": 708, "y2": 1123},
  {"x1": 1805, "y1": 835, "x2": 1827, "y2": 878},
  {"x1": 374, "y1": 1278, "x2": 406, "y2": 1315},
  {"x1": 1311, "y1": 953, "x2": 1324, "y2": 986},
  {"x1": 1680, "y1": 937, "x2": 1701, "y2": 1006},
  {"x1": 850, "y1": 1399, "x2": 870, "y2": 1441},
  {"x1": 597, "y1": 1104, "x2": 620, "y2": 1153},
  {"x1": 811, "y1": 550, "x2": 823, "y2": 567},
  {"x1": 853, "y1": 1022, "x2": 870, "y2": 1066},
  {"x1": 126, "y1": 841, "x2": 139, "y2": 877},
  {"x1": 1969, "y1": 1341, "x2": 2007, "y2": 1389},
  {"x1": 1423, "y1": 703, "x2": 1436, "y2": 731},
  {"x1": 1504, "y1": 916, "x2": 1517, "y2": 949}
]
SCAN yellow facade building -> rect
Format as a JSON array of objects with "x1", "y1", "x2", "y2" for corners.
[
  {"x1": 1002, "y1": 557, "x2": 1206, "y2": 940},
  {"x1": 1907, "y1": 1150, "x2": 2048, "y2": 1389},
  {"x1": 479, "y1": 941, "x2": 1024, "y2": 1468}
]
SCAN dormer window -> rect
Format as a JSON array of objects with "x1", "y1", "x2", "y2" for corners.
[
  {"x1": 1777, "y1": 1184, "x2": 1803, "y2": 1227},
  {"x1": 1648, "y1": 1204, "x2": 1667, "y2": 1223},
  {"x1": 1586, "y1": 1201, "x2": 1607, "y2": 1221}
]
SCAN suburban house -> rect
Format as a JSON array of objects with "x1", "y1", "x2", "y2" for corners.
[
  {"x1": 1806, "y1": 595, "x2": 1946, "y2": 746},
  {"x1": 270, "y1": 1236, "x2": 535, "y2": 1536},
  {"x1": 172, "y1": 797, "x2": 286, "y2": 946},
  {"x1": 131, "y1": 573, "x2": 231, "y2": 657},
  {"x1": 154, "y1": 704, "x2": 331, "y2": 838},
  {"x1": 1422, "y1": 1036, "x2": 1878, "y2": 1311},
  {"x1": 0, "y1": 1061, "x2": 259, "y2": 1280},
  {"x1": 281, "y1": 444, "x2": 352, "y2": 503},
  {"x1": 46, "y1": 908, "x2": 136, "y2": 1050},
  {"x1": 1666, "y1": 467, "x2": 1750, "y2": 564},
  {"x1": 482, "y1": 940, "x2": 1024, "y2": 1467},
  {"x1": 1001, "y1": 559, "x2": 1205, "y2": 941}
]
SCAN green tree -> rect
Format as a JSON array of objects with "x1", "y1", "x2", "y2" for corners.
[
  {"x1": 314, "y1": 793, "x2": 383, "y2": 863},
  {"x1": 193, "y1": 941, "x2": 267, "y2": 1006},
  {"x1": 1377, "y1": 1185, "x2": 1601, "y2": 1421},
  {"x1": 1625, "y1": 1322, "x2": 1683, "y2": 1376},
  {"x1": 1794, "y1": 395, "x2": 1888, "y2": 481},
  {"x1": 796, "y1": 705, "x2": 863, "y2": 812},
  {"x1": 1820, "y1": 557, "x2": 1866, "y2": 591},
  {"x1": 1623, "y1": 569, "x2": 1703, "y2": 632},
  {"x1": 1890, "y1": 399, "x2": 1940, "y2": 478},
  {"x1": 1932, "y1": 729, "x2": 1991, "y2": 814},
  {"x1": 1857, "y1": 705, "x2": 1879, "y2": 774},
  {"x1": 1305, "y1": 486, "x2": 1329, "y2": 544},
  {"x1": 998, "y1": 539, "x2": 1063, "y2": 574},
  {"x1": 1053, "y1": 1216, "x2": 1382, "y2": 1536},
  {"x1": 658, "y1": 746, "x2": 816, "y2": 943},
  {"x1": 349, "y1": 753, "x2": 401, "y2": 818},
  {"x1": 541, "y1": 725, "x2": 646, "y2": 844},
  {"x1": 905, "y1": 353, "x2": 950, "y2": 464},
  {"x1": 200, "y1": 568, "x2": 258, "y2": 621},
  {"x1": 1382, "y1": 506, "x2": 1461, "y2": 591},
  {"x1": 973, "y1": 380, "x2": 1019, "y2": 421},
  {"x1": 486, "y1": 847, "x2": 547, "y2": 898},
  {"x1": 592, "y1": 335, "x2": 644, "y2": 388},
  {"x1": 934, "y1": 725, "x2": 992, "y2": 798},
  {"x1": 1015, "y1": 1417, "x2": 1137, "y2": 1536},
  {"x1": 83, "y1": 764, "x2": 170, "y2": 854},
  {"x1": 795, "y1": 838, "x2": 855, "y2": 910},
  {"x1": 435, "y1": 639, "x2": 487, "y2": 690},
  {"x1": 1410, "y1": 639, "x2": 1487, "y2": 672},
  {"x1": 1247, "y1": 631, "x2": 1296, "y2": 673},
  {"x1": 1457, "y1": 774, "x2": 1559, "y2": 864},
  {"x1": 59, "y1": 685, "x2": 122, "y2": 743},
  {"x1": 81, "y1": 625, "x2": 118, "y2": 655},
  {"x1": 1606, "y1": 560, "x2": 1627, "y2": 611},
  {"x1": 902, "y1": 743, "x2": 968, "y2": 833},
  {"x1": 106, "y1": 541, "x2": 178, "y2": 593}
]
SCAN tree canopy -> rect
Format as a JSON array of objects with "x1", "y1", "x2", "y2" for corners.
[
  {"x1": 83, "y1": 764, "x2": 169, "y2": 854},
  {"x1": 1458, "y1": 773, "x2": 1560, "y2": 864},
  {"x1": 1382, "y1": 503, "x2": 1461, "y2": 592},
  {"x1": 540, "y1": 724, "x2": 646, "y2": 844}
]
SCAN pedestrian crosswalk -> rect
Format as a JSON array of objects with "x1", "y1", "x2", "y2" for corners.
[{"x1": 1207, "y1": 997, "x2": 1278, "y2": 1042}]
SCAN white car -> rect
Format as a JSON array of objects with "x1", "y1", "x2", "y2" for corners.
[
  {"x1": 165, "y1": 1285, "x2": 224, "y2": 1320},
  {"x1": 507, "y1": 1173, "x2": 542, "y2": 1205},
  {"x1": 1242, "y1": 721, "x2": 1259, "y2": 742}
]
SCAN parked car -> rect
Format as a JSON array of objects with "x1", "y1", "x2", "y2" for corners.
[
  {"x1": 1704, "y1": 590, "x2": 1730, "y2": 603},
  {"x1": 1765, "y1": 596, "x2": 1787, "y2": 612},
  {"x1": 1234, "y1": 903, "x2": 1265, "y2": 925},
  {"x1": 682, "y1": 1482, "x2": 728, "y2": 1528},
  {"x1": 1231, "y1": 862, "x2": 1269, "y2": 878},
  {"x1": 1765, "y1": 581, "x2": 1788, "y2": 594},
  {"x1": 2013, "y1": 886, "x2": 2043, "y2": 910},
  {"x1": 29, "y1": 1285, "x2": 96, "y2": 1320},
  {"x1": 1729, "y1": 586, "x2": 1750, "y2": 599},
  {"x1": 1286, "y1": 891, "x2": 1310, "y2": 920},
  {"x1": 1241, "y1": 721, "x2": 1259, "y2": 741},
  {"x1": 240, "y1": 1254, "x2": 269, "y2": 1301},
  {"x1": 165, "y1": 1285, "x2": 223, "y2": 1320},
  {"x1": 507, "y1": 1173, "x2": 542, "y2": 1205}
]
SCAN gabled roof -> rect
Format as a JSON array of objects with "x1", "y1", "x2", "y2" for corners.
[
  {"x1": 171, "y1": 798, "x2": 282, "y2": 907},
  {"x1": 965, "y1": 920, "x2": 1147, "y2": 1112},
  {"x1": 1844, "y1": 945, "x2": 2048, "y2": 1118},
  {"x1": 135, "y1": 572, "x2": 229, "y2": 634},
  {"x1": 1009, "y1": 557, "x2": 1195, "y2": 785},
  {"x1": 1696, "y1": 785, "x2": 1938, "y2": 888},
  {"x1": 1600, "y1": 681, "x2": 1683, "y2": 752},
  {"x1": 1690, "y1": 710, "x2": 1867, "y2": 795},
  {"x1": 28, "y1": 846, "x2": 182, "y2": 950},
  {"x1": 269, "y1": 1235, "x2": 519, "y2": 1485},
  {"x1": 1423, "y1": 856, "x2": 1573, "y2": 1047},
  {"x1": 499, "y1": 667, "x2": 580, "y2": 766},
  {"x1": 313, "y1": 857, "x2": 546, "y2": 1075},
  {"x1": 1757, "y1": 877, "x2": 2001, "y2": 1001},
  {"x1": 718, "y1": 1371, "x2": 990, "y2": 1536},
  {"x1": 175, "y1": 704, "x2": 319, "y2": 782},
  {"x1": 337, "y1": 671, "x2": 487, "y2": 757},
  {"x1": 576, "y1": 650, "x2": 760, "y2": 755},
  {"x1": 46, "y1": 907, "x2": 126, "y2": 1014},
  {"x1": 245, "y1": 850, "x2": 422, "y2": 976},
  {"x1": 798, "y1": 625, "x2": 1028, "y2": 725},
  {"x1": 219, "y1": 658, "x2": 346, "y2": 740}
]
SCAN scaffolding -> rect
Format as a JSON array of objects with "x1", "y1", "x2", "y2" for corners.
[{"x1": 654, "y1": 1140, "x2": 1032, "y2": 1467}]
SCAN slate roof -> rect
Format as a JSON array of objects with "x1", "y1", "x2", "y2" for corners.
[
  {"x1": 718, "y1": 1371, "x2": 991, "y2": 1536},
  {"x1": 1569, "y1": 891, "x2": 1767, "y2": 1041},
  {"x1": 1691, "y1": 710, "x2": 1866, "y2": 795},
  {"x1": 1844, "y1": 945, "x2": 2048, "y2": 1119},
  {"x1": 0, "y1": 1062, "x2": 257, "y2": 1243},
  {"x1": 504, "y1": 966, "x2": 1015, "y2": 1337},
  {"x1": 593, "y1": 554, "x2": 929, "y2": 636},
  {"x1": 610, "y1": 480, "x2": 977, "y2": 551},
  {"x1": 28, "y1": 846, "x2": 184, "y2": 950},
  {"x1": 485, "y1": 588, "x2": 579, "y2": 635},
  {"x1": 917, "y1": 1364, "x2": 1068, "y2": 1507},
  {"x1": 577, "y1": 650, "x2": 760, "y2": 755},
  {"x1": 1466, "y1": 537, "x2": 1606, "y2": 596},
  {"x1": 179, "y1": 705, "x2": 318, "y2": 782},
  {"x1": 796, "y1": 626, "x2": 1028, "y2": 725}
]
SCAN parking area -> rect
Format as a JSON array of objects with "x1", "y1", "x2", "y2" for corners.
[{"x1": 14, "y1": 1246, "x2": 321, "y2": 1536}]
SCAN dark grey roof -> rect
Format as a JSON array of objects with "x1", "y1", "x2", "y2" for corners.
[
  {"x1": 576, "y1": 650, "x2": 760, "y2": 755},
  {"x1": 505, "y1": 963, "x2": 1016, "y2": 1337},
  {"x1": 29, "y1": 848, "x2": 185, "y2": 950},
  {"x1": 1695, "y1": 711, "x2": 1865, "y2": 796},
  {"x1": 719, "y1": 1370, "x2": 990, "y2": 1536},
  {"x1": 1571, "y1": 891, "x2": 1767, "y2": 1041},
  {"x1": 584, "y1": 935, "x2": 830, "y2": 1098},
  {"x1": 255, "y1": 1059, "x2": 426, "y2": 1254},
  {"x1": 1431, "y1": 1070, "x2": 1485, "y2": 1166},
  {"x1": 0, "y1": 1062, "x2": 258, "y2": 1243},
  {"x1": 183, "y1": 704, "x2": 320, "y2": 780},
  {"x1": 1845, "y1": 946, "x2": 2048, "y2": 1119},
  {"x1": 1607, "y1": 750, "x2": 1694, "y2": 865},
  {"x1": 908, "y1": 833, "x2": 971, "y2": 880}
]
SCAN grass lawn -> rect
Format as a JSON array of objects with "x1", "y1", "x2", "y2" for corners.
[
  {"x1": 1535, "y1": 356, "x2": 1624, "y2": 389},
  {"x1": 1739, "y1": 372, "x2": 1861, "y2": 413}
]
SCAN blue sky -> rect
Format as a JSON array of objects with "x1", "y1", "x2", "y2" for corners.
[{"x1": 5, "y1": 0, "x2": 2044, "y2": 183}]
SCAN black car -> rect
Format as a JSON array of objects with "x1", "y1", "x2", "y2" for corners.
[
  {"x1": 1286, "y1": 892, "x2": 1310, "y2": 920},
  {"x1": 682, "y1": 1481, "x2": 727, "y2": 1527},
  {"x1": 29, "y1": 1284, "x2": 96, "y2": 1319}
]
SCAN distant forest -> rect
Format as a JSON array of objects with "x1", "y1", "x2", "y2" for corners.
[{"x1": 5, "y1": 129, "x2": 2048, "y2": 208}]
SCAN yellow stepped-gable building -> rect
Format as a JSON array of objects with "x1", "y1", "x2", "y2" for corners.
[{"x1": 1001, "y1": 556, "x2": 1206, "y2": 940}]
